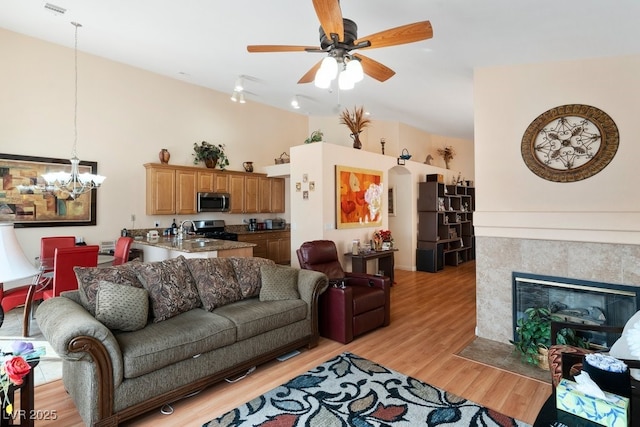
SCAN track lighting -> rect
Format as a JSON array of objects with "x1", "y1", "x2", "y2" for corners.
[
  {"x1": 238, "y1": 92, "x2": 246, "y2": 104},
  {"x1": 230, "y1": 91, "x2": 239, "y2": 102},
  {"x1": 291, "y1": 96, "x2": 300, "y2": 109},
  {"x1": 234, "y1": 77, "x2": 244, "y2": 92}
]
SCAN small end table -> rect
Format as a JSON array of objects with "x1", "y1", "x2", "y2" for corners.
[
  {"x1": 0, "y1": 359, "x2": 38, "y2": 427},
  {"x1": 344, "y1": 249, "x2": 398, "y2": 284}
]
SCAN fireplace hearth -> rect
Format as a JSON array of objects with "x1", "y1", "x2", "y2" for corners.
[{"x1": 512, "y1": 272, "x2": 640, "y2": 347}]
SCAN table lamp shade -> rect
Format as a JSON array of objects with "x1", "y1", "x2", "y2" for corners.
[{"x1": 0, "y1": 223, "x2": 39, "y2": 283}]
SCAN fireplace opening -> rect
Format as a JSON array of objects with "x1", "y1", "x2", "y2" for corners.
[{"x1": 512, "y1": 272, "x2": 639, "y2": 348}]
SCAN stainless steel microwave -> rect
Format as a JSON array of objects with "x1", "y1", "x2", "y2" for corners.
[{"x1": 197, "y1": 192, "x2": 230, "y2": 212}]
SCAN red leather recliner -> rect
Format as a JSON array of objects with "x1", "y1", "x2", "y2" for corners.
[{"x1": 297, "y1": 240, "x2": 391, "y2": 344}]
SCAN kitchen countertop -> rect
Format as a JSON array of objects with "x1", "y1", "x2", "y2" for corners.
[{"x1": 133, "y1": 236, "x2": 256, "y2": 253}]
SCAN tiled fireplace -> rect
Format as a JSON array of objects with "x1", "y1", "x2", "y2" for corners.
[
  {"x1": 475, "y1": 236, "x2": 640, "y2": 344},
  {"x1": 512, "y1": 271, "x2": 640, "y2": 347}
]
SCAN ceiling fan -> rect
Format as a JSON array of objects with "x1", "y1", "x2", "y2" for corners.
[{"x1": 247, "y1": 0, "x2": 433, "y2": 86}]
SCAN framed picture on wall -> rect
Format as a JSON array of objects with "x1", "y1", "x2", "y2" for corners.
[
  {"x1": 335, "y1": 165, "x2": 383, "y2": 229},
  {"x1": 0, "y1": 153, "x2": 98, "y2": 227}
]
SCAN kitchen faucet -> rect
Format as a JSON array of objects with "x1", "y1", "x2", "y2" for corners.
[{"x1": 177, "y1": 220, "x2": 197, "y2": 241}]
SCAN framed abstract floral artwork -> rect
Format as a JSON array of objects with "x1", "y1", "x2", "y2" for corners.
[{"x1": 335, "y1": 165, "x2": 383, "y2": 229}]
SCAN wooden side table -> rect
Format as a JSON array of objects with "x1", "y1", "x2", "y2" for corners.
[
  {"x1": 0, "y1": 359, "x2": 38, "y2": 427},
  {"x1": 344, "y1": 249, "x2": 398, "y2": 284}
]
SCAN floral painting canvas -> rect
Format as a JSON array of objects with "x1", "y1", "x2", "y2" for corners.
[{"x1": 335, "y1": 166, "x2": 383, "y2": 229}]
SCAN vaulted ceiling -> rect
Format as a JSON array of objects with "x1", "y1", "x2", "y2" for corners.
[{"x1": 1, "y1": 0, "x2": 639, "y2": 141}]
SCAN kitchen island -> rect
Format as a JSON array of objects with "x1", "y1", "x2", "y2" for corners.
[{"x1": 133, "y1": 236, "x2": 256, "y2": 262}]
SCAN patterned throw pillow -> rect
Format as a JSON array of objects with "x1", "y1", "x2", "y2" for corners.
[
  {"x1": 259, "y1": 265, "x2": 300, "y2": 301},
  {"x1": 185, "y1": 258, "x2": 243, "y2": 310},
  {"x1": 132, "y1": 256, "x2": 201, "y2": 322},
  {"x1": 75, "y1": 259, "x2": 143, "y2": 315},
  {"x1": 228, "y1": 257, "x2": 276, "y2": 298},
  {"x1": 95, "y1": 281, "x2": 149, "y2": 331}
]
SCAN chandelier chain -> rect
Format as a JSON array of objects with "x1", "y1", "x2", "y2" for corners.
[{"x1": 72, "y1": 22, "x2": 81, "y2": 159}]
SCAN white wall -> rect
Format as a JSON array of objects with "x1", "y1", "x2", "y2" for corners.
[
  {"x1": 475, "y1": 55, "x2": 640, "y2": 244},
  {"x1": 1, "y1": 28, "x2": 475, "y2": 285},
  {"x1": 474, "y1": 54, "x2": 640, "y2": 343},
  {"x1": 0, "y1": 28, "x2": 308, "y2": 264},
  {"x1": 289, "y1": 143, "x2": 462, "y2": 272}
]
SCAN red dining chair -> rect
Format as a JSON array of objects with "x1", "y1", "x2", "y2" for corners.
[
  {"x1": 42, "y1": 245, "x2": 99, "y2": 300},
  {"x1": 112, "y1": 236, "x2": 134, "y2": 266},
  {"x1": 0, "y1": 236, "x2": 76, "y2": 336}
]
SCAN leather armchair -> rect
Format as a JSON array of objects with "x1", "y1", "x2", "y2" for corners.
[{"x1": 297, "y1": 240, "x2": 391, "y2": 344}]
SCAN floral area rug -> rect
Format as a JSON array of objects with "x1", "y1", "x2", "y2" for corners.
[{"x1": 204, "y1": 352, "x2": 531, "y2": 427}]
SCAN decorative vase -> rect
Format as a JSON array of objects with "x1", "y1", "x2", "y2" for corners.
[
  {"x1": 204, "y1": 158, "x2": 218, "y2": 169},
  {"x1": 350, "y1": 132, "x2": 362, "y2": 149},
  {"x1": 159, "y1": 149, "x2": 170, "y2": 164}
]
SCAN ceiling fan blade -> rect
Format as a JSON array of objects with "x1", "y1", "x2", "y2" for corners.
[
  {"x1": 355, "y1": 21, "x2": 433, "y2": 50},
  {"x1": 247, "y1": 45, "x2": 320, "y2": 53},
  {"x1": 298, "y1": 61, "x2": 323, "y2": 84},
  {"x1": 353, "y1": 54, "x2": 396, "y2": 82},
  {"x1": 312, "y1": 0, "x2": 344, "y2": 42}
]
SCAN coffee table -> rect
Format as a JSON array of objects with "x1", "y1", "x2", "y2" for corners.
[{"x1": 534, "y1": 393, "x2": 630, "y2": 427}]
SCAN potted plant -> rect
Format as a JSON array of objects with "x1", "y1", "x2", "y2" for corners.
[
  {"x1": 304, "y1": 130, "x2": 323, "y2": 144},
  {"x1": 339, "y1": 106, "x2": 371, "y2": 149},
  {"x1": 192, "y1": 141, "x2": 229, "y2": 170},
  {"x1": 511, "y1": 307, "x2": 589, "y2": 368}
]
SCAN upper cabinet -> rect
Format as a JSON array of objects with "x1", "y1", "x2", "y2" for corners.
[
  {"x1": 270, "y1": 178, "x2": 285, "y2": 213},
  {"x1": 145, "y1": 164, "x2": 197, "y2": 215},
  {"x1": 145, "y1": 165, "x2": 176, "y2": 215},
  {"x1": 197, "y1": 170, "x2": 229, "y2": 193},
  {"x1": 146, "y1": 164, "x2": 284, "y2": 216}
]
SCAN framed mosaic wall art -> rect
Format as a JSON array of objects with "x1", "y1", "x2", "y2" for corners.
[{"x1": 0, "y1": 153, "x2": 97, "y2": 227}]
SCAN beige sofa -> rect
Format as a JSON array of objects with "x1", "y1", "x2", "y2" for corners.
[{"x1": 36, "y1": 255, "x2": 328, "y2": 426}]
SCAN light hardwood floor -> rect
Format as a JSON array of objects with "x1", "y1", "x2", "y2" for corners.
[{"x1": 33, "y1": 261, "x2": 551, "y2": 426}]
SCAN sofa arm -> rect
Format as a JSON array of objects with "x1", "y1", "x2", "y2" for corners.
[
  {"x1": 36, "y1": 296, "x2": 124, "y2": 389},
  {"x1": 296, "y1": 269, "x2": 328, "y2": 307}
]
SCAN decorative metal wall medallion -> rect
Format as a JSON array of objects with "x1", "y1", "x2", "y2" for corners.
[{"x1": 521, "y1": 104, "x2": 619, "y2": 182}]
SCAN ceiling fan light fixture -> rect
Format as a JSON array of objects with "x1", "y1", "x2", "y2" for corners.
[
  {"x1": 338, "y1": 70, "x2": 354, "y2": 90},
  {"x1": 230, "y1": 91, "x2": 239, "y2": 102},
  {"x1": 238, "y1": 92, "x2": 246, "y2": 104},
  {"x1": 314, "y1": 70, "x2": 331, "y2": 89},
  {"x1": 320, "y1": 56, "x2": 338, "y2": 80},
  {"x1": 346, "y1": 58, "x2": 364, "y2": 83}
]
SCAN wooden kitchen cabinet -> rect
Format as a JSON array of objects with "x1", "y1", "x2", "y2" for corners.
[
  {"x1": 237, "y1": 230, "x2": 290, "y2": 264},
  {"x1": 145, "y1": 164, "x2": 197, "y2": 215},
  {"x1": 267, "y1": 231, "x2": 291, "y2": 264},
  {"x1": 145, "y1": 165, "x2": 175, "y2": 215},
  {"x1": 146, "y1": 164, "x2": 282, "y2": 216},
  {"x1": 270, "y1": 178, "x2": 285, "y2": 213},
  {"x1": 259, "y1": 176, "x2": 272, "y2": 213},
  {"x1": 175, "y1": 169, "x2": 197, "y2": 214},
  {"x1": 244, "y1": 175, "x2": 259, "y2": 213},
  {"x1": 197, "y1": 170, "x2": 229, "y2": 193},
  {"x1": 229, "y1": 173, "x2": 246, "y2": 213},
  {"x1": 229, "y1": 173, "x2": 259, "y2": 214}
]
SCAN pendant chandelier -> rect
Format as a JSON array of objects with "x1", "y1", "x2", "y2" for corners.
[{"x1": 41, "y1": 22, "x2": 105, "y2": 199}]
